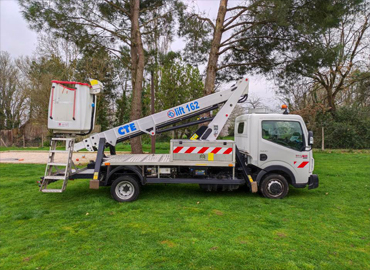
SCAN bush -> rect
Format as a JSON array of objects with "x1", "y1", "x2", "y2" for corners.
[
  {"x1": 43, "y1": 140, "x2": 51, "y2": 147},
  {"x1": 313, "y1": 107, "x2": 370, "y2": 149}
]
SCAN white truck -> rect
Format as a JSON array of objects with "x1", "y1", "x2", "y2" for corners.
[{"x1": 40, "y1": 78, "x2": 319, "y2": 201}]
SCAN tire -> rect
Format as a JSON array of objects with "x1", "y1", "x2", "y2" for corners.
[
  {"x1": 111, "y1": 176, "x2": 140, "y2": 202},
  {"x1": 259, "y1": 174, "x2": 289, "y2": 199}
]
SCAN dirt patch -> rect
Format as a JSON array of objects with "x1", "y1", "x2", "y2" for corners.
[
  {"x1": 160, "y1": 240, "x2": 176, "y2": 248},
  {"x1": 212, "y1": 210, "x2": 224, "y2": 216},
  {"x1": 276, "y1": 232, "x2": 287, "y2": 238}
]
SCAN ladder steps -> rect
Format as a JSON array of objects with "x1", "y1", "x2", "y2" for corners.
[
  {"x1": 44, "y1": 175, "x2": 65, "y2": 180},
  {"x1": 41, "y1": 137, "x2": 75, "y2": 193},
  {"x1": 48, "y1": 162, "x2": 68, "y2": 166},
  {"x1": 42, "y1": 189, "x2": 63, "y2": 193}
]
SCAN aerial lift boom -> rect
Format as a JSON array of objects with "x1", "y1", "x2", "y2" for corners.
[{"x1": 74, "y1": 78, "x2": 249, "y2": 152}]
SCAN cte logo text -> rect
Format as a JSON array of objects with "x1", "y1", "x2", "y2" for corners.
[{"x1": 118, "y1": 123, "x2": 137, "y2": 135}]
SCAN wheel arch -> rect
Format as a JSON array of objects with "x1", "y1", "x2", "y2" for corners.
[
  {"x1": 106, "y1": 165, "x2": 144, "y2": 185},
  {"x1": 256, "y1": 165, "x2": 297, "y2": 186}
]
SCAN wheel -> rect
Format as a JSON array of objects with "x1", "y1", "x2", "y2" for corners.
[
  {"x1": 110, "y1": 176, "x2": 140, "y2": 202},
  {"x1": 259, "y1": 174, "x2": 289, "y2": 199}
]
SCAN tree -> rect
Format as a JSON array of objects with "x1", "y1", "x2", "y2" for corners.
[
  {"x1": 16, "y1": 35, "x2": 120, "y2": 133},
  {"x1": 278, "y1": 2, "x2": 370, "y2": 115},
  {"x1": 247, "y1": 97, "x2": 262, "y2": 109},
  {"x1": 19, "y1": 0, "x2": 181, "y2": 153},
  {"x1": 18, "y1": 35, "x2": 80, "y2": 126},
  {"x1": 350, "y1": 70, "x2": 370, "y2": 107},
  {"x1": 75, "y1": 49, "x2": 119, "y2": 131},
  {"x1": 180, "y1": 0, "x2": 363, "y2": 100},
  {"x1": 0, "y1": 52, "x2": 28, "y2": 130},
  {"x1": 155, "y1": 59, "x2": 204, "y2": 139},
  {"x1": 36, "y1": 34, "x2": 80, "y2": 77}
]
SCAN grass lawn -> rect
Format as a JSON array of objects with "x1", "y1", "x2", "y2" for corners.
[{"x1": 0, "y1": 151, "x2": 369, "y2": 269}]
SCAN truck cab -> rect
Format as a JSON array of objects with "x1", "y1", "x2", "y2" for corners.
[{"x1": 235, "y1": 113, "x2": 319, "y2": 198}]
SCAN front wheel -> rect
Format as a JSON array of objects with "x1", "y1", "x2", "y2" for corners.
[
  {"x1": 259, "y1": 174, "x2": 289, "y2": 199},
  {"x1": 111, "y1": 176, "x2": 140, "y2": 202}
]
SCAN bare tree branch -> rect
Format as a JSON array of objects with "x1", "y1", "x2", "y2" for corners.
[
  {"x1": 103, "y1": 0, "x2": 131, "y2": 17},
  {"x1": 217, "y1": 61, "x2": 265, "y2": 71},
  {"x1": 226, "y1": 6, "x2": 249, "y2": 12},
  {"x1": 188, "y1": 14, "x2": 215, "y2": 30},
  {"x1": 223, "y1": 7, "x2": 249, "y2": 29},
  {"x1": 220, "y1": 26, "x2": 253, "y2": 46},
  {"x1": 223, "y1": 20, "x2": 265, "y2": 32}
]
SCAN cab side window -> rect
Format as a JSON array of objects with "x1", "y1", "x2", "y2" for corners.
[
  {"x1": 262, "y1": 121, "x2": 304, "y2": 151},
  {"x1": 237, "y1": 122, "x2": 245, "y2": 134}
]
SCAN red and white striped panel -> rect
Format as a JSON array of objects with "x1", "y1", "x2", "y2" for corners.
[
  {"x1": 293, "y1": 161, "x2": 309, "y2": 168},
  {"x1": 173, "y1": 146, "x2": 233, "y2": 155}
]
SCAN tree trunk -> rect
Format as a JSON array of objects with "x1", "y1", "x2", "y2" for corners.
[
  {"x1": 202, "y1": 0, "x2": 228, "y2": 120},
  {"x1": 321, "y1": 127, "x2": 324, "y2": 151},
  {"x1": 326, "y1": 88, "x2": 337, "y2": 117},
  {"x1": 118, "y1": 80, "x2": 127, "y2": 124},
  {"x1": 129, "y1": 0, "x2": 144, "y2": 154},
  {"x1": 204, "y1": 0, "x2": 228, "y2": 96}
]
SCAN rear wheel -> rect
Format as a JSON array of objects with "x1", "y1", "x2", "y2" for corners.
[
  {"x1": 259, "y1": 174, "x2": 289, "y2": 199},
  {"x1": 111, "y1": 176, "x2": 140, "y2": 202}
]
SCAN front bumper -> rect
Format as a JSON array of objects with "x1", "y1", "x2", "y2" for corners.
[{"x1": 308, "y1": 174, "x2": 319, "y2": 190}]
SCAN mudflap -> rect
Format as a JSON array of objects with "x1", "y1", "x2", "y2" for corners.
[
  {"x1": 308, "y1": 174, "x2": 319, "y2": 190},
  {"x1": 251, "y1": 181, "x2": 258, "y2": 193}
]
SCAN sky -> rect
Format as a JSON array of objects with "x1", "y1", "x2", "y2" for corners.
[
  {"x1": 0, "y1": 0, "x2": 38, "y2": 57},
  {"x1": 0, "y1": 0, "x2": 280, "y2": 109}
]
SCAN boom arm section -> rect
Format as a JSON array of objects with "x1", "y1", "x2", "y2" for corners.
[{"x1": 74, "y1": 78, "x2": 249, "y2": 152}]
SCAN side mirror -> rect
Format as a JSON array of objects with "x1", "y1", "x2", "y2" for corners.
[{"x1": 308, "y1": 131, "x2": 314, "y2": 146}]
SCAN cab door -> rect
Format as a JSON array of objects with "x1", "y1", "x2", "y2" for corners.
[{"x1": 258, "y1": 119, "x2": 310, "y2": 185}]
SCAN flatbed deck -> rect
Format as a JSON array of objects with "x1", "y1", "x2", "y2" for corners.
[{"x1": 103, "y1": 154, "x2": 235, "y2": 167}]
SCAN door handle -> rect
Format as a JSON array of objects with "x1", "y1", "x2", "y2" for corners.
[{"x1": 260, "y1": 154, "x2": 268, "y2": 161}]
